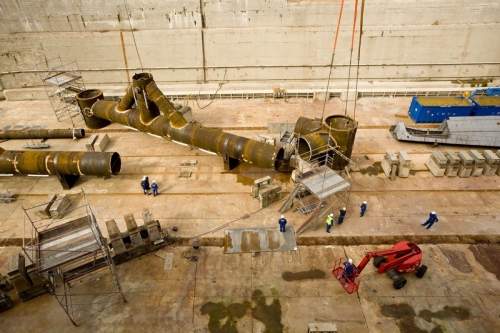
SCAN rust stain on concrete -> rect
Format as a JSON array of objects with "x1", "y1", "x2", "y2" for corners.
[
  {"x1": 266, "y1": 229, "x2": 280, "y2": 251},
  {"x1": 240, "y1": 230, "x2": 260, "y2": 252},
  {"x1": 440, "y1": 248, "x2": 472, "y2": 273},
  {"x1": 469, "y1": 244, "x2": 500, "y2": 280}
]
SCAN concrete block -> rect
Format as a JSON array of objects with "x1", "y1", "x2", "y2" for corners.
[
  {"x1": 258, "y1": 185, "x2": 282, "y2": 208},
  {"x1": 49, "y1": 194, "x2": 70, "y2": 218},
  {"x1": 381, "y1": 151, "x2": 398, "y2": 179},
  {"x1": 86, "y1": 134, "x2": 98, "y2": 152},
  {"x1": 482, "y1": 150, "x2": 499, "y2": 176},
  {"x1": 38, "y1": 194, "x2": 57, "y2": 218},
  {"x1": 124, "y1": 213, "x2": 144, "y2": 246},
  {"x1": 142, "y1": 209, "x2": 162, "y2": 242},
  {"x1": 95, "y1": 133, "x2": 110, "y2": 152},
  {"x1": 397, "y1": 151, "x2": 411, "y2": 178},
  {"x1": 457, "y1": 151, "x2": 473, "y2": 178},
  {"x1": 469, "y1": 150, "x2": 485, "y2": 177},
  {"x1": 105, "y1": 219, "x2": 127, "y2": 255},
  {"x1": 251, "y1": 176, "x2": 273, "y2": 198},
  {"x1": 426, "y1": 151, "x2": 447, "y2": 177},
  {"x1": 444, "y1": 151, "x2": 460, "y2": 177}
]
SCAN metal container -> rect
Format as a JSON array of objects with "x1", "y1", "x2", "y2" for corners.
[
  {"x1": 408, "y1": 96, "x2": 473, "y2": 123},
  {"x1": 470, "y1": 96, "x2": 500, "y2": 116}
]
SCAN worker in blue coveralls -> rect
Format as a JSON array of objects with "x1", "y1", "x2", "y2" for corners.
[
  {"x1": 422, "y1": 211, "x2": 438, "y2": 229},
  {"x1": 338, "y1": 207, "x2": 347, "y2": 225},
  {"x1": 278, "y1": 215, "x2": 287, "y2": 232},
  {"x1": 342, "y1": 258, "x2": 354, "y2": 280},
  {"x1": 326, "y1": 213, "x2": 334, "y2": 233},
  {"x1": 141, "y1": 176, "x2": 151, "y2": 195},
  {"x1": 360, "y1": 201, "x2": 367, "y2": 217},
  {"x1": 151, "y1": 180, "x2": 159, "y2": 197}
]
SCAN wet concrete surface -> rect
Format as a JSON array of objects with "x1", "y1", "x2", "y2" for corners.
[
  {"x1": 1, "y1": 244, "x2": 499, "y2": 332},
  {"x1": 0, "y1": 97, "x2": 499, "y2": 331}
]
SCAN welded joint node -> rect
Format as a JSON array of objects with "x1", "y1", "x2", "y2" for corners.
[{"x1": 83, "y1": 107, "x2": 93, "y2": 117}]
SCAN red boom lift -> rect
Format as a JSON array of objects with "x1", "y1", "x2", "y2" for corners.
[{"x1": 332, "y1": 241, "x2": 428, "y2": 294}]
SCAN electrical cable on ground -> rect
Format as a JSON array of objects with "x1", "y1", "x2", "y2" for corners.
[
  {"x1": 321, "y1": 0, "x2": 346, "y2": 122},
  {"x1": 190, "y1": 196, "x2": 288, "y2": 240}
]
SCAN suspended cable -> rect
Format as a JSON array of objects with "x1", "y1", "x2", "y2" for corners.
[
  {"x1": 344, "y1": 0, "x2": 360, "y2": 116},
  {"x1": 123, "y1": 0, "x2": 144, "y2": 71},
  {"x1": 353, "y1": 0, "x2": 366, "y2": 120},
  {"x1": 321, "y1": 0, "x2": 346, "y2": 122}
]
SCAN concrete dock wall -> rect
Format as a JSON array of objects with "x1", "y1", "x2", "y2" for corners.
[{"x1": 0, "y1": 0, "x2": 499, "y2": 93}]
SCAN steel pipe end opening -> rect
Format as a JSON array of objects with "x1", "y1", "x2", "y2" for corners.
[
  {"x1": 298, "y1": 137, "x2": 313, "y2": 161},
  {"x1": 110, "y1": 152, "x2": 121, "y2": 175},
  {"x1": 76, "y1": 89, "x2": 111, "y2": 129}
]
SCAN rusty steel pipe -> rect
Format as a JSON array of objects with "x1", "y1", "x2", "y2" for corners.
[
  {"x1": 0, "y1": 150, "x2": 121, "y2": 176},
  {"x1": 297, "y1": 132, "x2": 338, "y2": 161},
  {"x1": 0, "y1": 128, "x2": 85, "y2": 140},
  {"x1": 78, "y1": 74, "x2": 285, "y2": 170},
  {"x1": 324, "y1": 115, "x2": 358, "y2": 169}
]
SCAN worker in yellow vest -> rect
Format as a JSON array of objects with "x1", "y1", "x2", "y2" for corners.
[{"x1": 326, "y1": 213, "x2": 334, "y2": 233}]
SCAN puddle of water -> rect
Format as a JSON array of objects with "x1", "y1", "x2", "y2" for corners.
[
  {"x1": 360, "y1": 161, "x2": 381, "y2": 176},
  {"x1": 200, "y1": 289, "x2": 283, "y2": 333},
  {"x1": 228, "y1": 163, "x2": 292, "y2": 186},
  {"x1": 282, "y1": 269, "x2": 326, "y2": 281},
  {"x1": 380, "y1": 303, "x2": 470, "y2": 333}
]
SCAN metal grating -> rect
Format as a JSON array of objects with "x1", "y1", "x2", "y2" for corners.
[{"x1": 300, "y1": 166, "x2": 351, "y2": 200}]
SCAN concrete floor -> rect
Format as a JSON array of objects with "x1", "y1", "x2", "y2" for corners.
[{"x1": 0, "y1": 95, "x2": 499, "y2": 332}]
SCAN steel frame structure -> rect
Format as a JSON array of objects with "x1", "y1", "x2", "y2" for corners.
[
  {"x1": 21, "y1": 190, "x2": 126, "y2": 326},
  {"x1": 292, "y1": 144, "x2": 353, "y2": 235},
  {"x1": 36, "y1": 56, "x2": 86, "y2": 128}
]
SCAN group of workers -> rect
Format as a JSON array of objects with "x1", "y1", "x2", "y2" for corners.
[
  {"x1": 280, "y1": 200, "x2": 439, "y2": 234},
  {"x1": 140, "y1": 176, "x2": 159, "y2": 196},
  {"x1": 326, "y1": 201, "x2": 367, "y2": 232}
]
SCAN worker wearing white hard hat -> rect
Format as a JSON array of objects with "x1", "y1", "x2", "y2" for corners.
[
  {"x1": 151, "y1": 180, "x2": 159, "y2": 197},
  {"x1": 338, "y1": 207, "x2": 347, "y2": 225},
  {"x1": 326, "y1": 213, "x2": 334, "y2": 233},
  {"x1": 343, "y1": 258, "x2": 355, "y2": 279},
  {"x1": 278, "y1": 215, "x2": 287, "y2": 233},
  {"x1": 360, "y1": 201, "x2": 368, "y2": 217},
  {"x1": 422, "y1": 211, "x2": 439, "y2": 230}
]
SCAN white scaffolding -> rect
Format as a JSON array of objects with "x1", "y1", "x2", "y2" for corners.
[
  {"x1": 280, "y1": 145, "x2": 353, "y2": 235},
  {"x1": 21, "y1": 190, "x2": 126, "y2": 326},
  {"x1": 36, "y1": 56, "x2": 86, "y2": 128}
]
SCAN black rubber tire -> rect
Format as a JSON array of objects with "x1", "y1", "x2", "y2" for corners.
[
  {"x1": 373, "y1": 257, "x2": 387, "y2": 268},
  {"x1": 416, "y1": 265, "x2": 428, "y2": 278},
  {"x1": 393, "y1": 277, "x2": 407, "y2": 290}
]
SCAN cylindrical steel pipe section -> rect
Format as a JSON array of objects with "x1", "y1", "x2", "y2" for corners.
[
  {"x1": 293, "y1": 116, "x2": 324, "y2": 136},
  {"x1": 0, "y1": 150, "x2": 121, "y2": 176},
  {"x1": 297, "y1": 132, "x2": 338, "y2": 161},
  {"x1": 324, "y1": 115, "x2": 358, "y2": 169},
  {"x1": 80, "y1": 73, "x2": 284, "y2": 170},
  {"x1": 132, "y1": 73, "x2": 160, "y2": 123},
  {"x1": 76, "y1": 89, "x2": 111, "y2": 129},
  {"x1": 0, "y1": 128, "x2": 85, "y2": 140}
]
